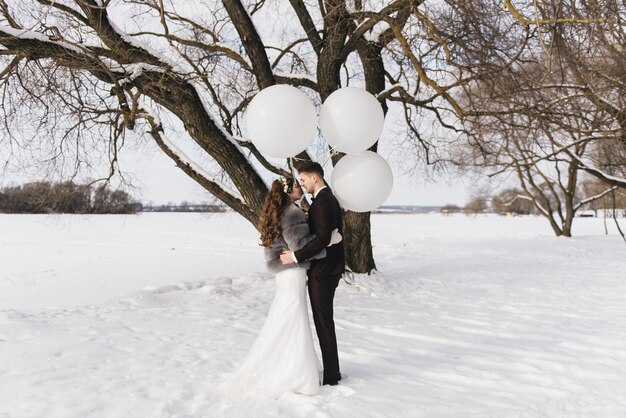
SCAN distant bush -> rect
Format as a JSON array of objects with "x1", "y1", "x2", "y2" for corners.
[
  {"x1": 491, "y1": 188, "x2": 537, "y2": 215},
  {"x1": 441, "y1": 204, "x2": 461, "y2": 215},
  {"x1": 463, "y1": 195, "x2": 489, "y2": 215},
  {"x1": 0, "y1": 182, "x2": 139, "y2": 214},
  {"x1": 580, "y1": 178, "x2": 626, "y2": 215}
]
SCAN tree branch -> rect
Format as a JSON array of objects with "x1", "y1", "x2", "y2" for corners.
[
  {"x1": 221, "y1": 0, "x2": 275, "y2": 88},
  {"x1": 504, "y1": 0, "x2": 616, "y2": 26},
  {"x1": 139, "y1": 106, "x2": 258, "y2": 224},
  {"x1": 288, "y1": 0, "x2": 323, "y2": 55}
]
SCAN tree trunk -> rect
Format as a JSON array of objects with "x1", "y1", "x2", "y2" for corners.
[
  {"x1": 315, "y1": 4, "x2": 377, "y2": 273},
  {"x1": 561, "y1": 160, "x2": 578, "y2": 237},
  {"x1": 343, "y1": 211, "x2": 376, "y2": 272},
  {"x1": 341, "y1": 40, "x2": 388, "y2": 273},
  {"x1": 545, "y1": 213, "x2": 565, "y2": 236},
  {"x1": 561, "y1": 218, "x2": 573, "y2": 237}
]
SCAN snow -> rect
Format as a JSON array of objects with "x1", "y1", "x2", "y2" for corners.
[
  {"x1": 377, "y1": 83, "x2": 402, "y2": 98},
  {"x1": 122, "y1": 63, "x2": 166, "y2": 81},
  {"x1": 1, "y1": 213, "x2": 626, "y2": 417},
  {"x1": 0, "y1": 24, "x2": 87, "y2": 55},
  {"x1": 274, "y1": 72, "x2": 318, "y2": 85},
  {"x1": 104, "y1": 18, "x2": 180, "y2": 70},
  {"x1": 568, "y1": 153, "x2": 626, "y2": 188}
]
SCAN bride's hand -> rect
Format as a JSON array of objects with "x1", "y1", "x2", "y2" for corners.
[{"x1": 280, "y1": 251, "x2": 296, "y2": 265}]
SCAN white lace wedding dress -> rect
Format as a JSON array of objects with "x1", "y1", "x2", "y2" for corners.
[{"x1": 219, "y1": 267, "x2": 321, "y2": 397}]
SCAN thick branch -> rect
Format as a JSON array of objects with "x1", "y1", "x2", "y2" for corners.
[
  {"x1": 221, "y1": 0, "x2": 275, "y2": 88},
  {"x1": 288, "y1": 0, "x2": 323, "y2": 55},
  {"x1": 140, "y1": 108, "x2": 258, "y2": 224},
  {"x1": 317, "y1": 0, "x2": 351, "y2": 99},
  {"x1": 568, "y1": 152, "x2": 626, "y2": 189},
  {"x1": 344, "y1": 0, "x2": 419, "y2": 56},
  {"x1": 73, "y1": 0, "x2": 167, "y2": 68},
  {"x1": 275, "y1": 73, "x2": 318, "y2": 91},
  {"x1": 1, "y1": 23, "x2": 268, "y2": 215}
]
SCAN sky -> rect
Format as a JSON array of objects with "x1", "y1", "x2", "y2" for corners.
[
  {"x1": 110, "y1": 92, "x2": 479, "y2": 207},
  {"x1": 0, "y1": 84, "x2": 478, "y2": 207},
  {"x1": 0, "y1": 1, "x2": 481, "y2": 208},
  {"x1": 108, "y1": 135, "x2": 472, "y2": 207},
  {"x1": 0, "y1": 98, "x2": 476, "y2": 207},
  {"x1": 0, "y1": 107, "x2": 477, "y2": 208}
]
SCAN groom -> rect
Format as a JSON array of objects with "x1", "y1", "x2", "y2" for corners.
[{"x1": 280, "y1": 162, "x2": 345, "y2": 386}]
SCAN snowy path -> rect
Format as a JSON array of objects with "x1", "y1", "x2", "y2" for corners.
[{"x1": 1, "y1": 213, "x2": 625, "y2": 417}]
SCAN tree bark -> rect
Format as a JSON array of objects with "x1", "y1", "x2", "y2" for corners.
[
  {"x1": 222, "y1": 0, "x2": 275, "y2": 89},
  {"x1": 339, "y1": 40, "x2": 390, "y2": 273},
  {"x1": 314, "y1": 2, "x2": 374, "y2": 273},
  {"x1": 343, "y1": 211, "x2": 376, "y2": 272}
]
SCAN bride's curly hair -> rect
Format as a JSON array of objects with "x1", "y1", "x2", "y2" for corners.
[{"x1": 259, "y1": 178, "x2": 295, "y2": 247}]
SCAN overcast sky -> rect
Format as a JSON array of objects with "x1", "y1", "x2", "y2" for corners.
[
  {"x1": 0, "y1": 101, "x2": 477, "y2": 207},
  {"x1": 129, "y1": 157, "x2": 471, "y2": 207},
  {"x1": 0, "y1": 2, "x2": 481, "y2": 207},
  {"x1": 103, "y1": 130, "x2": 473, "y2": 207}
]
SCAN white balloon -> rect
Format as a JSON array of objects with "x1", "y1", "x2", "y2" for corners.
[
  {"x1": 246, "y1": 85, "x2": 317, "y2": 158},
  {"x1": 331, "y1": 151, "x2": 393, "y2": 212},
  {"x1": 320, "y1": 87, "x2": 385, "y2": 154}
]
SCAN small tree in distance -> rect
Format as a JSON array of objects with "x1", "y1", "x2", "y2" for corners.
[
  {"x1": 491, "y1": 188, "x2": 536, "y2": 216},
  {"x1": 464, "y1": 195, "x2": 489, "y2": 215},
  {"x1": 441, "y1": 204, "x2": 461, "y2": 215}
]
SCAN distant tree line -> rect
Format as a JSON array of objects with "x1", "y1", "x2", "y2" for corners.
[
  {"x1": 0, "y1": 182, "x2": 139, "y2": 214},
  {"x1": 444, "y1": 179, "x2": 626, "y2": 217},
  {"x1": 142, "y1": 202, "x2": 228, "y2": 213}
]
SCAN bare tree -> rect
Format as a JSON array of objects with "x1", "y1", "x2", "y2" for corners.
[
  {"x1": 3, "y1": 0, "x2": 624, "y2": 268},
  {"x1": 419, "y1": 0, "x2": 626, "y2": 235},
  {"x1": 0, "y1": 0, "x2": 438, "y2": 273},
  {"x1": 491, "y1": 188, "x2": 536, "y2": 216},
  {"x1": 463, "y1": 193, "x2": 489, "y2": 215}
]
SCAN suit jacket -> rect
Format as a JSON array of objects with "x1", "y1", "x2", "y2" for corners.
[
  {"x1": 264, "y1": 204, "x2": 326, "y2": 274},
  {"x1": 294, "y1": 187, "x2": 345, "y2": 278}
]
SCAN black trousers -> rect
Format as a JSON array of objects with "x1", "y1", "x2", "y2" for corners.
[{"x1": 308, "y1": 273, "x2": 342, "y2": 383}]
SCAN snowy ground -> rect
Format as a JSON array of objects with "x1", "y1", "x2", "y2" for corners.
[{"x1": 1, "y1": 213, "x2": 625, "y2": 417}]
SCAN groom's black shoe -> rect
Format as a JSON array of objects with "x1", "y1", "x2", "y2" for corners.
[{"x1": 323, "y1": 372, "x2": 342, "y2": 386}]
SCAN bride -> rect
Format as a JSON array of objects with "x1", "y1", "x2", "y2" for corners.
[{"x1": 220, "y1": 177, "x2": 330, "y2": 397}]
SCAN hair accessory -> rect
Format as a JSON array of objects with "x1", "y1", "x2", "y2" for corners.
[{"x1": 278, "y1": 177, "x2": 293, "y2": 194}]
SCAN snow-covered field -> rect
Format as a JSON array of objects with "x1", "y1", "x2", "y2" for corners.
[{"x1": 1, "y1": 213, "x2": 625, "y2": 417}]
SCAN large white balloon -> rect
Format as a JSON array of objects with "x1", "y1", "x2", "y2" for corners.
[
  {"x1": 320, "y1": 87, "x2": 385, "y2": 154},
  {"x1": 246, "y1": 85, "x2": 317, "y2": 158},
  {"x1": 331, "y1": 151, "x2": 393, "y2": 212}
]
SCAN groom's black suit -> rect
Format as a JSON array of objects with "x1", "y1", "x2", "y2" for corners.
[{"x1": 294, "y1": 187, "x2": 345, "y2": 384}]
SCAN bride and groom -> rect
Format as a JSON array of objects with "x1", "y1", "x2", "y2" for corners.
[{"x1": 221, "y1": 162, "x2": 345, "y2": 397}]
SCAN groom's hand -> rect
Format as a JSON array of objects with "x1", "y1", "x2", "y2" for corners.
[{"x1": 280, "y1": 251, "x2": 296, "y2": 265}]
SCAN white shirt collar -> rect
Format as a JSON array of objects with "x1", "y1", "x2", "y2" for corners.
[{"x1": 313, "y1": 185, "x2": 327, "y2": 199}]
